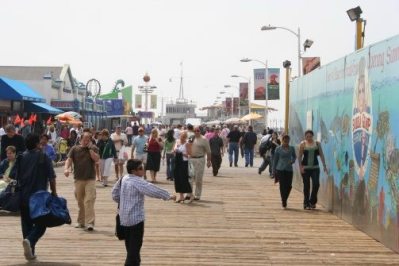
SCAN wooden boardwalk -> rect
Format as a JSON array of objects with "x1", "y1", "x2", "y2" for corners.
[{"x1": 1, "y1": 154, "x2": 399, "y2": 265}]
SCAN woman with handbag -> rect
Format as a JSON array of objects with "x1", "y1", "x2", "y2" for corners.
[
  {"x1": 173, "y1": 131, "x2": 194, "y2": 203},
  {"x1": 145, "y1": 128, "x2": 163, "y2": 183},
  {"x1": 112, "y1": 159, "x2": 175, "y2": 266},
  {"x1": 97, "y1": 129, "x2": 117, "y2": 187}
]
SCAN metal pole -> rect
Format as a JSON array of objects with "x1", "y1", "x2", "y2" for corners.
[
  {"x1": 264, "y1": 60, "x2": 269, "y2": 129},
  {"x1": 297, "y1": 27, "x2": 301, "y2": 77},
  {"x1": 356, "y1": 18, "x2": 363, "y2": 50},
  {"x1": 284, "y1": 67, "x2": 291, "y2": 132},
  {"x1": 144, "y1": 88, "x2": 148, "y2": 125}
]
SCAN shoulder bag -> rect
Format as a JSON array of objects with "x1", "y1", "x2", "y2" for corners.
[{"x1": 115, "y1": 177, "x2": 126, "y2": 240}]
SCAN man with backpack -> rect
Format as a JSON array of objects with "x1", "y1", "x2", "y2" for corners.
[
  {"x1": 242, "y1": 126, "x2": 257, "y2": 167},
  {"x1": 258, "y1": 129, "x2": 280, "y2": 177}
]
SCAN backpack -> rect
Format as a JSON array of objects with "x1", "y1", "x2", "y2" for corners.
[{"x1": 259, "y1": 137, "x2": 272, "y2": 156}]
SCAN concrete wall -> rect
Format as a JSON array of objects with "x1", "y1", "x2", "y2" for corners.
[{"x1": 289, "y1": 34, "x2": 399, "y2": 252}]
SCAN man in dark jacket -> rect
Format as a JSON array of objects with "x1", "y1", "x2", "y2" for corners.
[
  {"x1": 242, "y1": 126, "x2": 257, "y2": 167},
  {"x1": 16, "y1": 134, "x2": 57, "y2": 261},
  {"x1": 1, "y1": 124, "x2": 25, "y2": 160}
]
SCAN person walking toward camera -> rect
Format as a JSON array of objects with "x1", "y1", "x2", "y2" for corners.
[
  {"x1": 145, "y1": 128, "x2": 163, "y2": 183},
  {"x1": 188, "y1": 126, "x2": 211, "y2": 200},
  {"x1": 112, "y1": 159, "x2": 175, "y2": 266},
  {"x1": 273, "y1": 135, "x2": 296, "y2": 209},
  {"x1": 298, "y1": 130, "x2": 328, "y2": 210},
  {"x1": 227, "y1": 125, "x2": 241, "y2": 167},
  {"x1": 241, "y1": 125, "x2": 257, "y2": 167},
  {"x1": 209, "y1": 127, "x2": 224, "y2": 176},
  {"x1": 97, "y1": 129, "x2": 117, "y2": 187},
  {"x1": 64, "y1": 132, "x2": 99, "y2": 231}
]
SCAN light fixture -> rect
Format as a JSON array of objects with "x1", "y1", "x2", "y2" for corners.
[
  {"x1": 303, "y1": 39, "x2": 313, "y2": 51},
  {"x1": 283, "y1": 60, "x2": 291, "y2": 69},
  {"x1": 231, "y1": 75, "x2": 239, "y2": 78},
  {"x1": 261, "y1": 25, "x2": 276, "y2": 31},
  {"x1": 240, "y1": 58, "x2": 252, "y2": 62},
  {"x1": 224, "y1": 85, "x2": 231, "y2": 88},
  {"x1": 346, "y1": 6, "x2": 362, "y2": 21}
]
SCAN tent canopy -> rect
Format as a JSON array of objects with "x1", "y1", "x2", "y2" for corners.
[{"x1": 0, "y1": 77, "x2": 45, "y2": 102}]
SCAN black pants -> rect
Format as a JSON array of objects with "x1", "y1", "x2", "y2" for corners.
[
  {"x1": 124, "y1": 222, "x2": 144, "y2": 266},
  {"x1": 301, "y1": 168, "x2": 320, "y2": 206},
  {"x1": 211, "y1": 154, "x2": 222, "y2": 175},
  {"x1": 276, "y1": 170, "x2": 293, "y2": 204},
  {"x1": 259, "y1": 155, "x2": 272, "y2": 174}
]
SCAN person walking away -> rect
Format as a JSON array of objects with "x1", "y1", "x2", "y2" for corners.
[
  {"x1": 131, "y1": 127, "x2": 148, "y2": 179},
  {"x1": 111, "y1": 126, "x2": 128, "y2": 180},
  {"x1": 209, "y1": 127, "x2": 224, "y2": 176},
  {"x1": 220, "y1": 125, "x2": 230, "y2": 149},
  {"x1": 132, "y1": 122, "x2": 139, "y2": 138},
  {"x1": 226, "y1": 125, "x2": 241, "y2": 167},
  {"x1": 40, "y1": 134, "x2": 56, "y2": 162},
  {"x1": 145, "y1": 128, "x2": 163, "y2": 183},
  {"x1": 241, "y1": 125, "x2": 257, "y2": 167},
  {"x1": 20, "y1": 120, "x2": 32, "y2": 139},
  {"x1": 258, "y1": 129, "x2": 274, "y2": 176},
  {"x1": 273, "y1": 135, "x2": 296, "y2": 208},
  {"x1": 188, "y1": 126, "x2": 211, "y2": 200},
  {"x1": 97, "y1": 129, "x2": 117, "y2": 187},
  {"x1": 298, "y1": 130, "x2": 328, "y2": 210},
  {"x1": 64, "y1": 132, "x2": 99, "y2": 231},
  {"x1": 15, "y1": 134, "x2": 56, "y2": 260},
  {"x1": 125, "y1": 125, "x2": 133, "y2": 146},
  {"x1": 112, "y1": 159, "x2": 175, "y2": 266},
  {"x1": 1, "y1": 124, "x2": 25, "y2": 160},
  {"x1": 162, "y1": 129, "x2": 176, "y2": 181},
  {"x1": 173, "y1": 131, "x2": 193, "y2": 202}
]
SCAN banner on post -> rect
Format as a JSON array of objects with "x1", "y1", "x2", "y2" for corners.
[
  {"x1": 150, "y1": 95, "x2": 157, "y2": 109},
  {"x1": 239, "y1": 82, "x2": 248, "y2": 106},
  {"x1": 135, "y1": 94, "x2": 142, "y2": 109},
  {"x1": 254, "y1": 69, "x2": 266, "y2": 100},
  {"x1": 267, "y1": 68, "x2": 280, "y2": 100}
]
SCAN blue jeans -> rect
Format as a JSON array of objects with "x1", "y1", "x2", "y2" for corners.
[
  {"x1": 228, "y1": 142, "x2": 239, "y2": 165},
  {"x1": 21, "y1": 205, "x2": 46, "y2": 255},
  {"x1": 244, "y1": 148, "x2": 254, "y2": 166}
]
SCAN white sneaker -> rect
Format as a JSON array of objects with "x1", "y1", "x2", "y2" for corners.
[
  {"x1": 74, "y1": 223, "x2": 84, "y2": 228},
  {"x1": 86, "y1": 224, "x2": 94, "y2": 231},
  {"x1": 22, "y1": 239, "x2": 36, "y2": 260}
]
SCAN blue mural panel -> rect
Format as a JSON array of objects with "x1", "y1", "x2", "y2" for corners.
[{"x1": 290, "y1": 34, "x2": 399, "y2": 252}]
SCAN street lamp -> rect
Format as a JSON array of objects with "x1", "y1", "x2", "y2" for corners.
[
  {"x1": 346, "y1": 6, "x2": 365, "y2": 50},
  {"x1": 283, "y1": 60, "x2": 291, "y2": 132},
  {"x1": 138, "y1": 73, "x2": 157, "y2": 124},
  {"x1": 261, "y1": 25, "x2": 312, "y2": 77},
  {"x1": 240, "y1": 58, "x2": 269, "y2": 128}
]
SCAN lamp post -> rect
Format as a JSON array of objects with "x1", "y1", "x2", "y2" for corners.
[
  {"x1": 231, "y1": 75, "x2": 251, "y2": 116},
  {"x1": 240, "y1": 58, "x2": 269, "y2": 128},
  {"x1": 283, "y1": 60, "x2": 291, "y2": 133},
  {"x1": 138, "y1": 73, "x2": 157, "y2": 125},
  {"x1": 346, "y1": 6, "x2": 365, "y2": 50},
  {"x1": 261, "y1": 25, "x2": 312, "y2": 77}
]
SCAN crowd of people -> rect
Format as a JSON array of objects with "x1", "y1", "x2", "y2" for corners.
[{"x1": 0, "y1": 120, "x2": 328, "y2": 265}]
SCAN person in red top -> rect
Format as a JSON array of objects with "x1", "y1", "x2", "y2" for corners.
[{"x1": 146, "y1": 128, "x2": 164, "y2": 183}]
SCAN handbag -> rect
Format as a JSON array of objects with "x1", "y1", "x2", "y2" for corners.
[
  {"x1": 0, "y1": 179, "x2": 21, "y2": 212},
  {"x1": 115, "y1": 177, "x2": 126, "y2": 240},
  {"x1": 188, "y1": 161, "x2": 195, "y2": 178}
]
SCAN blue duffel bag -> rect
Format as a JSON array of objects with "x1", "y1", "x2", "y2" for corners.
[{"x1": 29, "y1": 190, "x2": 71, "y2": 227}]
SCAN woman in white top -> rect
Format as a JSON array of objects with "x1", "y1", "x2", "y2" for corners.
[{"x1": 173, "y1": 131, "x2": 193, "y2": 203}]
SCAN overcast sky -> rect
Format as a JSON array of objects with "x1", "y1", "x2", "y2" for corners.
[{"x1": 1, "y1": 0, "x2": 398, "y2": 121}]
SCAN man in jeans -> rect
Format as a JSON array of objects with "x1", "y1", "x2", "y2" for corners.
[
  {"x1": 16, "y1": 134, "x2": 56, "y2": 261},
  {"x1": 227, "y1": 125, "x2": 241, "y2": 167},
  {"x1": 242, "y1": 125, "x2": 258, "y2": 167},
  {"x1": 64, "y1": 132, "x2": 99, "y2": 231}
]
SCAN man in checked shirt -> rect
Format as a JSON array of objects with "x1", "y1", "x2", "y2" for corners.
[{"x1": 112, "y1": 159, "x2": 176, "y2": 266}]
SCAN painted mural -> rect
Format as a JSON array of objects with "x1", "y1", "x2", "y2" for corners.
[{"x1": 289, "y1": 34, "x2": 399, "y2": 252}]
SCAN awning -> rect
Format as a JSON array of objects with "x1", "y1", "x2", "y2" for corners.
[
  {"x1": 0, "y1": 77, "x2": 45, "y2": 102},
  {"x1": 24, "y1": 102, "x2": 63, "y2": 114}
]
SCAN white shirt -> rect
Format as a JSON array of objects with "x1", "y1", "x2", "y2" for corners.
[
  {"x1": 111, "y1": 132, "x2": 128, "y2": 151},
  {"x1": 261, "y1": 134, "x2": 272, "y2": 143},
  {"x1": 173, "y1": 128, "x2": 181, "y2": 140}
]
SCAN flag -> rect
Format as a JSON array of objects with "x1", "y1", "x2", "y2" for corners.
[
  {"x1": 46, "y1": 116, "x2": 52, "y2": 125},
  {"x1": 28, "y1": 114, "x2": 34, "y2": 125},
  {"x1": 14, "y1": 114, "x2": 21, "y2": 125}
]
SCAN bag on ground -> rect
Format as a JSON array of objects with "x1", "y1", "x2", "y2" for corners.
[{"x1": 0, "y1": 180, "x2": 21, "y2": 212}]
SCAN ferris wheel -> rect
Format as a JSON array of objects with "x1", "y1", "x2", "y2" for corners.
[{"x1": 86, "y1": 79, "x2": 101, "y2": 98}]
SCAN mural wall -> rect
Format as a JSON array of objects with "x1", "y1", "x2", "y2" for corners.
[{"x1": 289, "y1": 34, "x2": 399, "y2": 252}]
